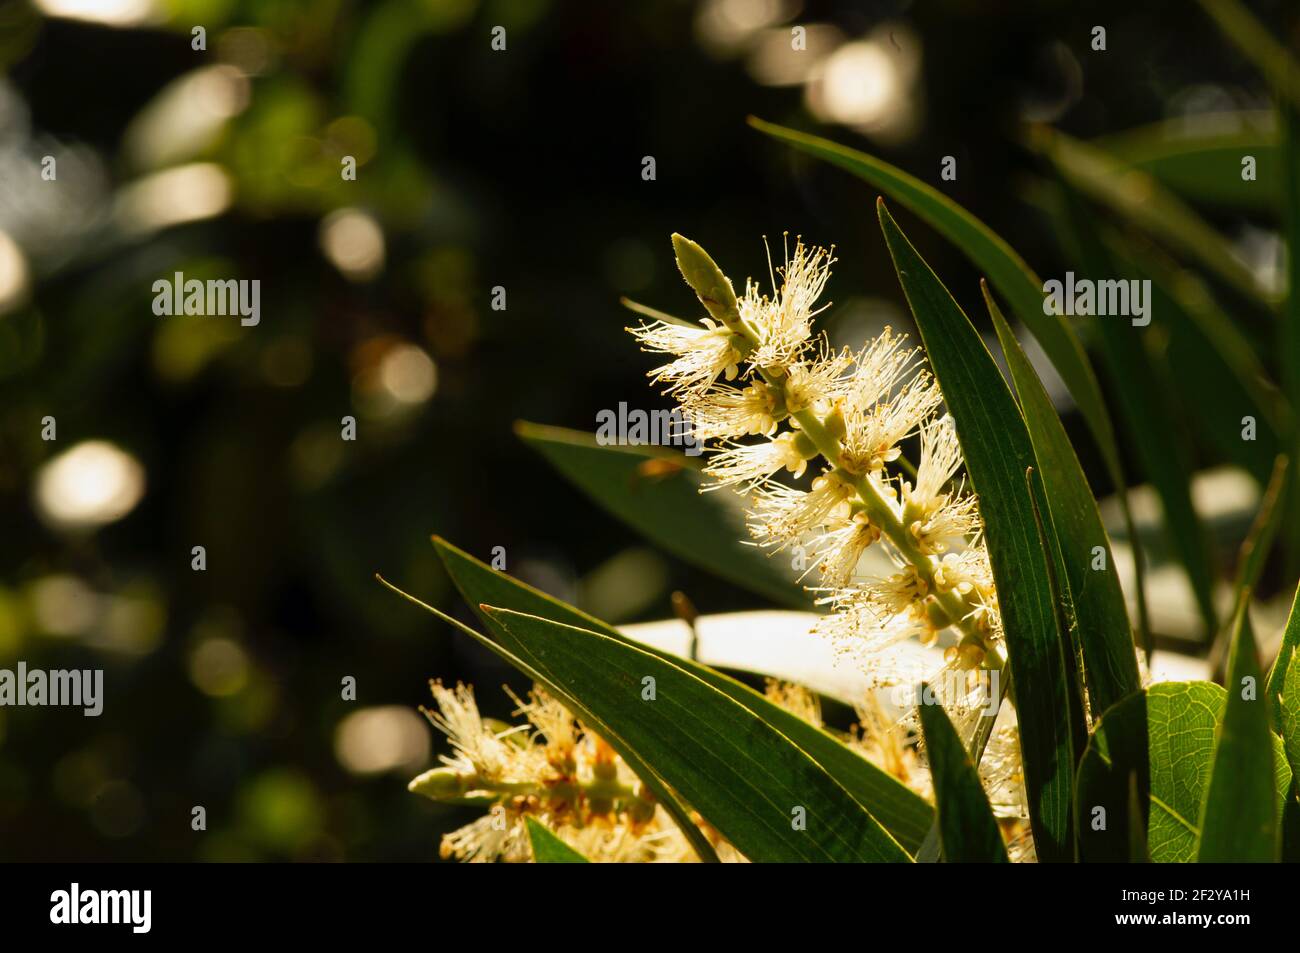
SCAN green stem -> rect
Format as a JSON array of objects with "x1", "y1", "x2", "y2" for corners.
[
  {"x1": 422, "y1": 769, "x2": 639, "y2": 804},
  {"x1": 790, "y1": 403, "x2": 992, "y2": 655}
]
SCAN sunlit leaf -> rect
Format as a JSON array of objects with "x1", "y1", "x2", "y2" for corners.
[
  {"x1": 1279, "y1": 648, "x2": 1300, "y2": 787},
  {"x1": 485, "y1": 607, "x2": 911, "y2": 862},
  {"x1": 1053, "y1": 184, "x2": 1219, "y2": 638},
  {"x1": 430, "y1": 537, "x2": 934, "y2": 852},
  {"x1": 878, "y1": 199, "x2": 1075, "y2": 861},
  {"x1": 1197, "y1": 606, "x2": 1279, "y2": 861},
  {"x1": 1077, "y1": 681, "x2": 1291, "y2": 862},
  {"x1": 917, "y1": 692, "x2": 1009, "y2": 863},
  {"x1": 988, "y1": 287, "x2": 1141, "y2": 716},
  {"x1": 377, "y1": 575, "x2": 721, "y2": 863},
  {"x1": 1094, "y1": 117, "x2": 1279, "y2": 213},
  {"x1": 1265, "y1": 585, "x2": 1300, "y2": 731},
  {"x1": 525, "y1": 817, "x2": 590, "y2": 863}
]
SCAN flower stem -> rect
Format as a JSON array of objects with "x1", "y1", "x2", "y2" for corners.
[{"x1": 787, "y1": 401, "x2": 996, "y2": 662}]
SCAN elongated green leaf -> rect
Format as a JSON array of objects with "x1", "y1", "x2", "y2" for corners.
[
  {"x1": 1280, "y1": 648, "x2": 1300, "y2": 783},
  {"x1": 525, "y1": 817, "x2": 589, "y2": 863},
  {"x1": 431, "y1": 536, "x2": 934, "y2": 852},
  {"x1": 988, "y1": 287, "x2": 1141, "y2": 715},
  {"x1": 914, "y1": 673, "x2": 1009, "y2": 864},
  {"x1": 486, "y1": 607, "x2": 911, "y2": 862},
  {"x1": 1208, "y1": 457, "x2": 1290, "y2": 678},
  {"x1": 1283, "y1": 788, "x2": 1300, "y2": 862},
  {"x1": 1231, "y1": 457, "x2": 1290, "y2": 610},
  {"x1": 1099, "y1": 230, "x2": 1284, "y2": 484},
  {"x1": 1197, "y1": 606, "x2": 1278, "y2": 861},
  {"x1": 1265, "y1": 585, "x2": 1300, "y2": 731},
  {"x1": 917, "y1": 692, "x2": 1008, "y2": 863},
  {"x1": 515, "y1": 421, "x2": 807, "y2": 609},
  {"x1": 1025, "y1": 466, "x2": 1089, "y2": 759},
  {"x1": 1030, "y1": 125, "x2": 1273, "y2": 309},
  {"x1": 1054, "y1": 184, "x2": 1219, "y2": 638},
  {"x1": 748, "y1": 116, "x2": 1151, "y2": 650},
  {"x1": 878, "y1": 199, "x2": 1075, "y2": 861},
  {"x1": 377, "y1": 575, "x2": 721, "y2": 863},
  {"x1": 1094, "y1": 118, "x2": 1279, "y2": 212},
  {"x1": 1128, "y1": 773, "x2": 1152, "y2": 863}
]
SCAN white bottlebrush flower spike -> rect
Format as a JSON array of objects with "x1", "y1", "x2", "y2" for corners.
[
  {"x1": 409, "y1": 680, "x2": 736, "y2": 863},
  {"x1": 629, "y1": 232, "x2": 1022, "y2": 840},
  {"x1": 637, "y1": 232, "x2": 1006, "y2": 680}
]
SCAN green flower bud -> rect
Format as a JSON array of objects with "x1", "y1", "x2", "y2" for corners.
[
  {"x1": 408, "y1": 766, "x2": 471, "y2": 801},
  {"x1": 672, "y1": 233, "x2": 741, "y2": 331}
]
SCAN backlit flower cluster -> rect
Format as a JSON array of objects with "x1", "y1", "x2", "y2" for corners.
[
  {"x1": 408, "y1": 680, "x2": 729, "y2": 862},
  {"x1": 630, "y1": 234, "x2": 1006, "y2": 715}
]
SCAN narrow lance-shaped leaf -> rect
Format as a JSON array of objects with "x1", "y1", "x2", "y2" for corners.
[
  {"x1": 747, "y1": 116, "x2": 1150, "y2": 650},
  {"x1": 1029, "y1": 125, "x2": 1273, "y2": 310},
  {"x1": 525, "y1": 817, "x2": 590, "y2": 863},
  {"x1": 1197, "y1": 604, "x2": 1279, "y2": 861},
  {"x1": 878, "y1": 198, "x2": 1075, "y2": 861},
  {"x1": 917, "y1": 691, "x2": 1009, "y2": 863},
  {"x1": 988, "y1": 286, "x2": 1141, "y2": 715},
  {"x1": 1097, "y1": 227, "x2": 1284, "y2": 485},
  {"x1": 431, "y1": 535, "x2": 934, "y2": 852},
  {"x1": 516, "y1": 422, "x2": 808, "y2": 609},
  {"x1": 913, "y1": 673, "x2": 1009, "y2": 864},
  {"x1": 485, "y1": 607, "x2": 912, "y2": 863},
  {"x1": 1073, "y1": 689, "x2": 1152, "y2": 863},
  {"x1": 1280, "y1": 647, "x2": 1300, "y2": 784},
  {"x1": 1025, "y1": 465, "x2": 1089, "y2": 761},
  {"x1": 1092, "y1": 117, "x2": 1279, "y2": 213},
  {"x1": 1210, "y1": 455, "x2": 1290, "y2": 677},
  {"x1": 1230, "y1": 456, "x2": 1290, "y2": 613},
  {"x1": 1054, "y1": 182, "x2": 1219, "y2": 638},
  {"x1": 1265, "y1": 584, "x2": 1300, "y2": 732},
  {"x1": 377, "y1": 575, "x2": 722, "y2": 863},
  {"x1": 1127, "y1": 773, "x2": 1152, "y2": 863}
]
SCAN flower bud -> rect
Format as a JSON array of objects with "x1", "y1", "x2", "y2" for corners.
[
  {"x1": 672, "y1": 234, "x2": 742, "y2": 331},
  {"x1": 408, "y1": 766, "x2": 471, "y2": 802}
]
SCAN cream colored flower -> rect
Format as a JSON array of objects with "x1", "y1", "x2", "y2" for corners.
[
  {"x1": 629, "y1": 318, "x2": 742, "y2": 400},
  {"x1": 680, "y1": 380, "x2": 780, "y2": 440},
  {"x1": 838, "y1": 373, "x2": 942, "y2": 475},
  {"x1": 746, "y1": 471, "x2": 854, "y2": 550},
  {"x1": 739, "y1": 238, "x2": 833, "y2": 371},
  {"x1": 412, "y1": 681, "x2": 739, "y2": 863},
  {"x1": 703, "y1": 431, "x2": 813, "y2": 488}
]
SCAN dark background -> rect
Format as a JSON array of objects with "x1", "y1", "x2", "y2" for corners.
[{"x1": 0, "y1": 0, "x2": 1293, "y2": 860}]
